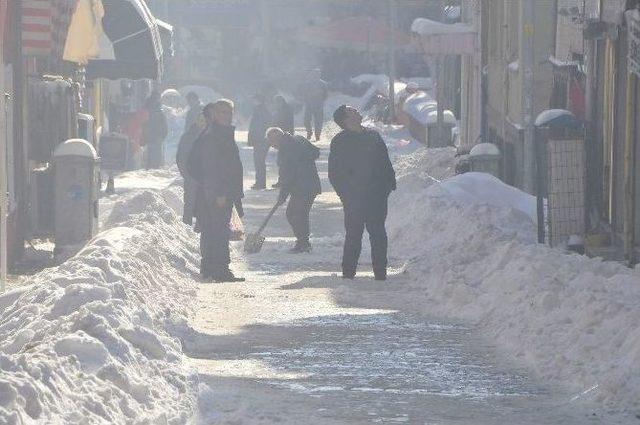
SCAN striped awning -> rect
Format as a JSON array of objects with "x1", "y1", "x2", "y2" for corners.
[{"x1": 21, "y1": 0, "x2": 77, "y2": 58}]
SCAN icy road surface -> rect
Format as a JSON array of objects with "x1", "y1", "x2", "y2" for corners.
[{"x1": 178, "y1": 131, "x2": 631, "y2": 424}]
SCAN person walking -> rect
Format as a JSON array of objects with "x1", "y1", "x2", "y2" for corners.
[
  {"x1": 143, "y1": 91, "x2": 169, "y2": 169},
  {"x1": 272, "y1": 95, "x2": 295, "y2": 188},
  {"x1": 184, "y1": 91, "x2": 203, "y2": 132},
  {"x1": 301, "y1": 69, "x2": 328, "y2": 142},
  {"x1": 266, "y1": 127, "x2": 321, "y2": 253},
  {"x1": 328, "y1": 105, "x2": 396, "y2": 281},
  {"x1": 188, "y1": 100, "x2": 245, "y2": 282},
  {"x1": 248, "y1": 94, "x2": 273, "y2": 190}
]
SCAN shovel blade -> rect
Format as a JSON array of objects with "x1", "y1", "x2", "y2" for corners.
[{"x1": 244, "y1": 233, "x2": 266, "y2": 254}]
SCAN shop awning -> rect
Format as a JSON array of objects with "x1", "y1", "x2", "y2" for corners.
[
  {"x1": 86, "y1": 0, "x2": 162, "y2": 80},
  {"x1": 411, "y1": 18, "x2": 476, "y2": 55}
]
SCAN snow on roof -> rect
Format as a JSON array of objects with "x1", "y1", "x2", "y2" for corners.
[
  {"x1": 470, "y1": 143, "x2": 501, "y2": 157},
  {"x1": 534, "y1": 109, "x2": 574, "y2": 126},
  {"x1": 53, "y1": 139, "x2": 98, "y2": 159},
  {"x1": 411, "y1": 17, "x2": 474, "y2": 36}
]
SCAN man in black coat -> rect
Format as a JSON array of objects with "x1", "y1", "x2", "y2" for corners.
[
  {"x1": 267, "y1": 127, "x2": 321, "y2": 253},
  {"x1": 143, "y1": 91, "x2": 169, "y2": 169},
  {"x1": 188, "y1": 100, "x2": 245, "y2": 282},
  {"x1": 248, "y1": 94, "x2": 273, "y2": 190},
  {"x1": 328, "y1": 105, "x2": 396, "y2": 281}
]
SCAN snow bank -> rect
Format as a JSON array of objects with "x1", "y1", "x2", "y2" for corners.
[
  {"x1": 411, "y1": 18, "x2": 475, "y2": 36},
  {"x1": 0, "y1": 185, "x2": 201, "y2": 423},
  {"x1": 389, "y1": 148, "x2": 640, "y2": 413}
]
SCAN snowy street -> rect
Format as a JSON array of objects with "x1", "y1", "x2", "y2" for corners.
[
  {"x1": 1, "y1": 128, "x2": 639, "y2": 424},
  {"x1": 180, "y1": 133, "x2": 636, "y2": 424}
]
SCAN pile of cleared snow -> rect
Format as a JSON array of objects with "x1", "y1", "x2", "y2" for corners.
[
  {"x1": 388, "y1": 148, "x2": 640, "y2": 413},
  {"x1": 0, "y1": 185, "x2": 201, "y2": 423}
]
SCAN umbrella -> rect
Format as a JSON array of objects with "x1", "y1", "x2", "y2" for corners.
[{"x1": 86, "y1": 0, "x2": 163, "y2": 80}]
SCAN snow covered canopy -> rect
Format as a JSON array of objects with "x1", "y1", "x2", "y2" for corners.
[{"x1": 411, "y1": 18, "x2": 476, "y2": 55}]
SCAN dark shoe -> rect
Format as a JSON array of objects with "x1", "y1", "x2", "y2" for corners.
[
  {"x1": 374, "y1": 269, "x2": 387, "y2": 281},
  {"x1": 212, "y1": 269, "x2": 246, "y2": 283},
  {"x1": 342, "y1": 272, "x2": 355, "y2": 280},
  {"x1": 272, "y1": 182, "x2": 281, "y2": 188},
  {"x1": 251, "y1": 184, "x2": 266, "y2": 190},
  {"x1": 288, "y1": 243, "x2": 311, "y2": 254},
  {"x1": 198, "y1": 273, "x2": 213, "y2": 283}
]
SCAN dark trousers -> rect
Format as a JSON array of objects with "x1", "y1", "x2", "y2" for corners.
[
  {"x1": 199, "y1": 201, "x2": 233, "y2": 275},
  {"x1": 253, "y1": 144, "x2": 269, "y2": 188},
  {"x1": 304, "y1": 105, "x2": 324, "y2": 140},
  {"x1": 342, "y1": 195, "x2": 389, "y2": 276},
  {"x1": 147, "y1": 141, "x2": 165, "y2": 169},
  {"x1": 286, "y1": 193, "x2": 316, "y2": 245},
  {"x1": 183, "y1": 177, "x2": 197, "y2": 225}
]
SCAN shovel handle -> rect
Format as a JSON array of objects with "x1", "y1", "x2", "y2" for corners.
[{"x1": 256, "y1": 203, "x2": 280, "y2": 235}]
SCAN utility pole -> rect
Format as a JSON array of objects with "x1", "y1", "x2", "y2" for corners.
[
  {"x1": 387, "y1": 0, "x2": 398, "y2": 121},
  {"x1": 521, "y1": 0, "x2": 536, "y2": 193}
]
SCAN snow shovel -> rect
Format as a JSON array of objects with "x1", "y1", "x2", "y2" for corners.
[{"x1": 244, "y1": 203, "x2": 280, "y2": 254}]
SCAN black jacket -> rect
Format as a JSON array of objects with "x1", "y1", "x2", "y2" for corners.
[
  {"x1": 279, "y1": 134, "x2": 321, "y2": 199},
  {"x1": 328, "y1": 128, "x2": 396, "y2": 202},
  {"x1": 274, "y1": 103, "x2": 295, "y2": 134},
  {"x1": 144, "y1": 107, "x2": 168, "y2": 145},
  {"x1": 248, "y1": 103, "x2": 273, "y2": 147},
  {"x1": 188, "y1": 123, "x2": 244, "y2": 203}
]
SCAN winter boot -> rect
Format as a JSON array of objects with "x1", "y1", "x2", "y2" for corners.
[
  {"x1": 289, "y1": 241, "x2": 311, "y2": 254},
  {"x1": 374, "y1": 268, "x2": 387, "y2": 281},
  {"x1": 212, "y1": 269, "x2": 246, "y2": 283}
]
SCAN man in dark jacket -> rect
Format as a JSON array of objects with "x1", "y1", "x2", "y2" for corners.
[
  {"x1": 328, "y1": 105, "x2": 396, "y2": 281},
  {"x1": 272, "y1": 95, "x2": 295, "y2": 189},
  {"x1": 143, "y1": 91, "x2": 169, "y2": 169},
  {"x1": 248, "y1": 94, "x2": 273, "y2": 190},
  {"x1": 267, "y1": 127, "x2": 321, "y2": 253},
  {"x1": 188, "y1": 100, "x2": 245, "y2": 282},
  {"x1": 184, "y1": 92, "x2": 203, "y2": 133}
]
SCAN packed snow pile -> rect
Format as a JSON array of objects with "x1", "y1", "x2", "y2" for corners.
[
  {"x1": 0, "y1": 185, "x2": 201, "y2": 423},
  {"x1": 388, "y1": 147, "x2": 640, "y2": 413}
]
